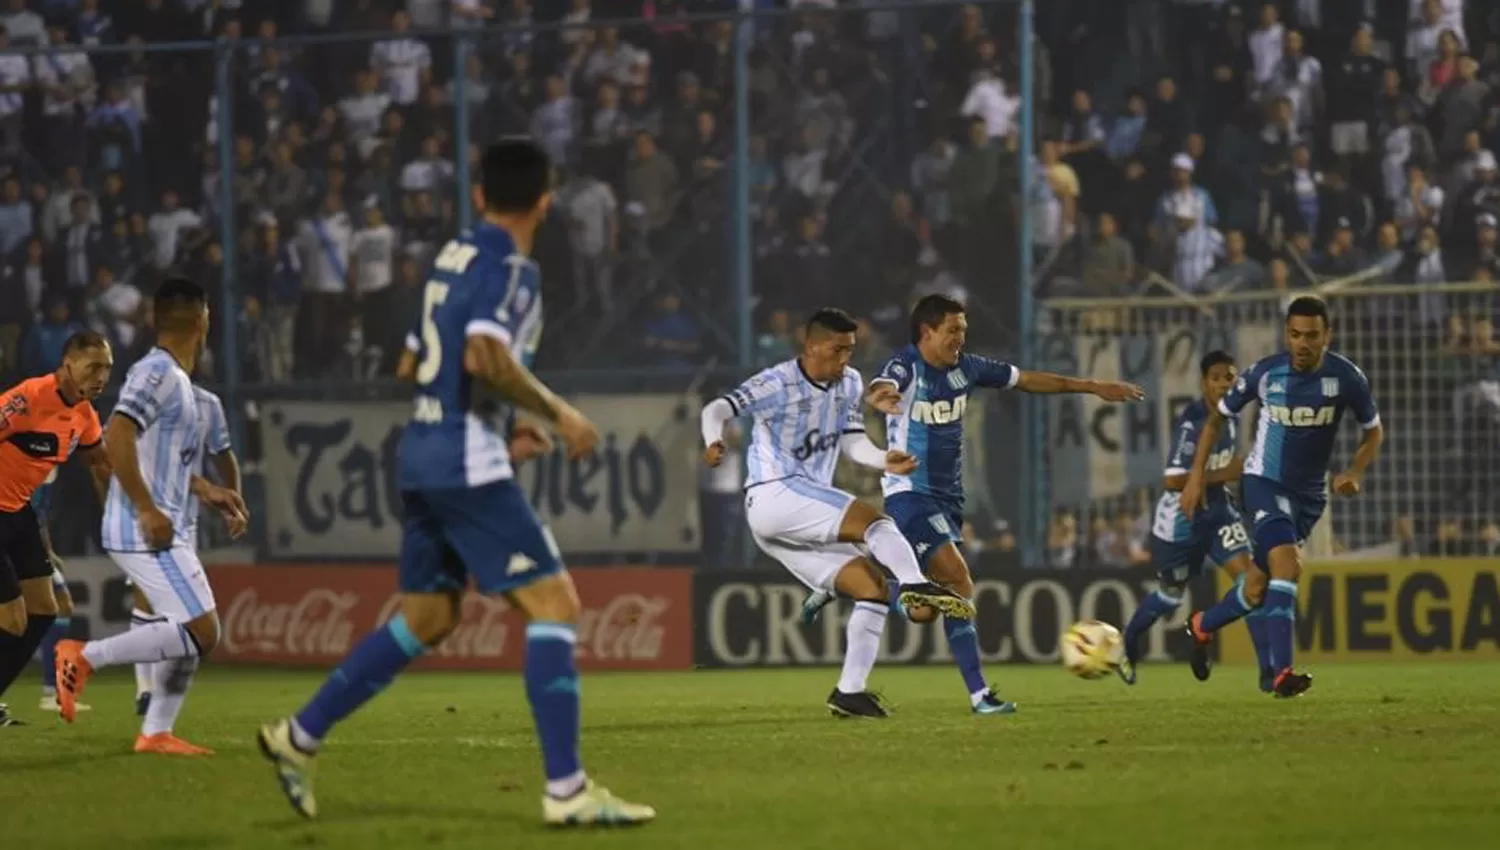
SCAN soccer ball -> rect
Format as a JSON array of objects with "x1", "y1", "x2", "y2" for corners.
[{"x1": 1060, "y1": 620, "x2": 1124, "y2": 679}]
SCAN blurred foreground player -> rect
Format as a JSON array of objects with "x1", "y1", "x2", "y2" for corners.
[
  {"x1": 0, "y1": 331, "x2": 112, "y2": 726},
  {"x1": 257, "y1": 139, "x2": 655, "y2": 826},
  {"x1": 1182, "y1": 296, "x2": 1384, "y2": 697}
]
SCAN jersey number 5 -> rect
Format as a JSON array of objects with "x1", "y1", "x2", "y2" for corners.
[{"x1": 414, "y1": 281, "x2": 451, "y2": 385}]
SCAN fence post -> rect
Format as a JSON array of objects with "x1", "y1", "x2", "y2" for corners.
[
  {"x1": 215, "y1": 40, "x2": 243, "y2": 452},
  {"x1": 454, "y1": 33, "x2": 473, "y2": 231},
  {"x1": 1017, "y1": 0, "x2": 1040, "y2": 567},
  {"x1": 732, "y1": 0, "x2": 753, "y2": 371}
]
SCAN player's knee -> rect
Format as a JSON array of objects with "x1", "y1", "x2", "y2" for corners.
[
  {"x1": 1267, "y1": 545, "x2": 1302, "y2": 581},
  {"x1": 0, "y1": 598, "x2": 25, "y2": 635},
  {"x1": 1239, "y1": 570, "x2": 1267, "y2": 606},
  {"x1": 926, "y1": 548, "x2": 972, "y2": 597},
  {"x1": 185, "y1": 614, "x2": 221, "y2": 656},
  {"x1": 400, "y1": 595, "x2": 462, "y2": 647},
  {"x1": 20, "y1": 578, "x2": 57, "y2": 617}
]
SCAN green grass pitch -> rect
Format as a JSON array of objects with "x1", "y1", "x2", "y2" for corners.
[{"x1": 6, "y1": 663, "x2": 1499, "y2": 849}]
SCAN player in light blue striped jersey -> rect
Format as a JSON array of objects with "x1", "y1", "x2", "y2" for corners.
[{"x1": 53, "y1": 278, "x2": 250, "y2": 747}]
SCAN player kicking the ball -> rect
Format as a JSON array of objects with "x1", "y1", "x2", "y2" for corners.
[
  {"x1": 1118, "y1": 350, "x2": 1268, "y2": 687},
  {"x1": 700, "y1": 307, "x2": 972, "y2": 719},
  {"x1": 257, "y1": 139, "x2": 654, "y2": 826},
  {"x1": 1181, "y1": 296, "x2": 1384, "y2": 697},
  {"x1": 802, "y1": 295, "x2": 1143, "y2": 715}
]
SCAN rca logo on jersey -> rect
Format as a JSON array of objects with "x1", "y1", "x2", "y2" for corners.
[
  {"x1": 791, "y1": 428, "x2": 841, "y2": 460},
  {"x1": 910, "y1": 395, "x2": 967, "y2": 425},
  {"x1": 1217, "y1": 559, "x2": 1500, "y2": 662},
  {"x1": 1264, "y1": 404, "x2": 1336, "y2": 427}
]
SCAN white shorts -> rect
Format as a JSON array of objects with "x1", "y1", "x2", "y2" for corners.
[
  {"x1": 745, "y1": 477, "x2": 865, "y2": 592},
  {"x1": 106, "y1": 545, "x2": 216, "y2": 623}
]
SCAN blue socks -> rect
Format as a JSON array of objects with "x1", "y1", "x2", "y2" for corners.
[
  {"x1": 1123, "y1": 589, "x2": 1181, "y2": 660},
  {"x1": 39, "y1": 616, "x2": 68, "y2": 692},
  {"x1": 1263, "y1": 579, "x2": 1299, "y2": 672},
  {"x1": 293, "y1": 614, "x2": 427, "y2": 744},
  {"x1": 943, "y1": 616, "x2": 987, "y2": 696},
  {"x1": 1199, "y1": 574, "x2": 1255, "y2": 633},
  {"x1": 1245, "y1": 606, "x2": 1274, "y2": 687},
  {"x1": 524, "y1": 622, "x2": 585, "y2": 796}
]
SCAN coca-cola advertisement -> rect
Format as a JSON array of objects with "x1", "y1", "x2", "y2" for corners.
[{"x1": 210, "y1": 565, "x2": 694, "y2": 670}]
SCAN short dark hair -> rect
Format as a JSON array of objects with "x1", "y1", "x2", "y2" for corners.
[
  {"x1": 62, "y1": 330, "x2": 109, "y2": 358},
  {"x1": 805, "y1": 307, "x2": 858, "y2": 337},
  {"x1": 1200, "y1": 349, "x2": 1235, "y2": 376},
  {"x1": 154, "y1": 276, "x2": 207, "y2": 327},
  {"x1": 1286, "y1": 295, "x2": 1330, "y2": 327},
  {"x1": 481, "y1": 138, "x2": 552, "y2": 214},
  {"x1": 910, "y1": 294, "x2": 965, "y2": 343}
]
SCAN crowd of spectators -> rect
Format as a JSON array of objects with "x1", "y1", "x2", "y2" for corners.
[{"x1": 4, "y1": 0, "x2": 1500, "y2": 559}]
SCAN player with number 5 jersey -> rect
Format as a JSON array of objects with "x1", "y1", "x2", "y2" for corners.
[{"x1": 258, "y1": 139, "x2": 654, "y2": 827}]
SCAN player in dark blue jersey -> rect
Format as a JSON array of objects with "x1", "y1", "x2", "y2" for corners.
[
  {"x1": 1182, "y1": 296, "x2": 1384, "y2": 698},
  {"x1": 1118, "y1": 351, "x2": 1269, "y2": 687},
  {"x1": 802, "y1": 295, "x2": 1144, "y2": 714},
  {"x1": 258, "y1": 139, "x2": 654, "y2": 826}
]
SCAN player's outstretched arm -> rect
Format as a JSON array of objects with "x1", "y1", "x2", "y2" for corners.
[
  {"x1": 1015, "y1": 370, "x2": 1145, "y2": 402},
  {"x1": 839, "y1": 431, "x2": 916, "y2": 474}
]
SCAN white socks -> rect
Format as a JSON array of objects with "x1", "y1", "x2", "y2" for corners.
[
  {"x1": 141, "y1": 657, "x2": 199, "y2": 736},
  {"x1": 82, "y1": 620, "x2": 200, "y2": 668},
  {"x1": 132, "y1": 609, "x2": 165, "y2": 698},
  {"x1": 863, "y1": 518, "x2": 926, "y2": 585},
  {"x1": 837, "y1": 601, "x2": 887, "y2": 694}
]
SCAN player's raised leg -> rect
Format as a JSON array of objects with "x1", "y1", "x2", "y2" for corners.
[
  {"x1": 56, "y1": 545, "x2": 222, "y2": 753},
  {"x1": 836, "y1": 499, "x2": 973, "y2": 620}
]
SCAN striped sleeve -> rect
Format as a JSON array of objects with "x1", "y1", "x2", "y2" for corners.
[
  {"x1": 724, "y1": 366, "x2": 786, "y2": 417},
  {"x1": 114, "y1": 363, "x2": 174, "y2": 431}
]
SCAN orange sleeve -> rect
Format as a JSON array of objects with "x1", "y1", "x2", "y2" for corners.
[
  {"x1": 80, "y1": 404, "x2": 103, "y2": 448},
  {"x1": 0, "y1": 381, "x2": 34, "y2": 442}
]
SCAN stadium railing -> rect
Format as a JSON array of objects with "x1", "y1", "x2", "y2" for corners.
[{"x1": 1035, "y1": 281, "x2": 1500, "y2": 563}]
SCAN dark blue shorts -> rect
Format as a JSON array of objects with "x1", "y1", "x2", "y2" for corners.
[
  {"x1": 884, "y1": 492, "x2": 963, "y2": 570},
  {"x1": 399, "y1": 479, "x2": 564, "y2": 595},
  {"x1": 1241, "y1": 475, "x2": 1326, "y2": 564},
  {"x1": 1149, "y1": 503, "x2": 1251, "y2": 585}
]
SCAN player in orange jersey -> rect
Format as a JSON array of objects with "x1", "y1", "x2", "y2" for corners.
[{"x1": 0, "y1": 331, "x2": 113, "y2": 726}]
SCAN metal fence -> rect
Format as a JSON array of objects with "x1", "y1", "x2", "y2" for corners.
[
  {"x1": 9, "y1": 1, "x2": 1051, "y2": 564},
  {"x1": 1037, "y1": 281, "x2": 1500, "y2": 563}
]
